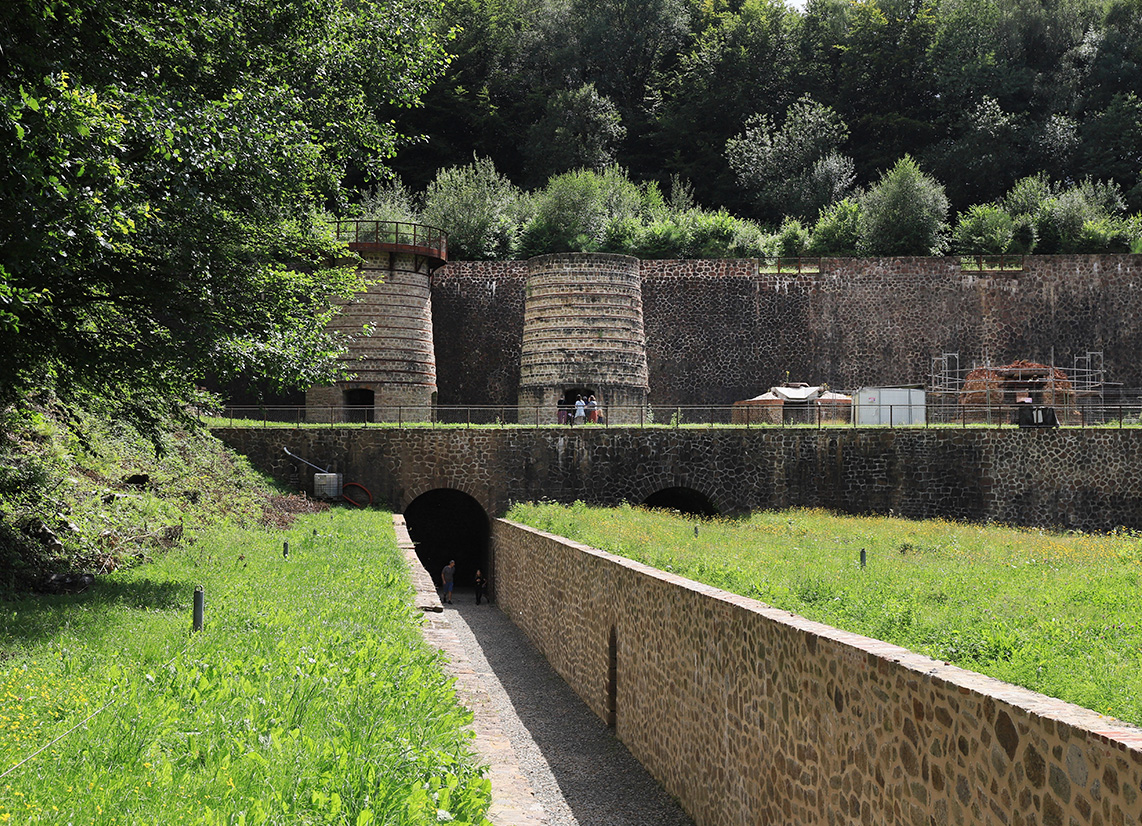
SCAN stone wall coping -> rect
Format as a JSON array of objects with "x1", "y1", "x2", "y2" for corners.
[{"x1": 499, "y1": 517, "x2": 1142, "y2": 756}]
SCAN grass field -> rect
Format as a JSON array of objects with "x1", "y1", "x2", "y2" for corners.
[
  {"x1": 508, "y1": 501, "x2": 1142, "y2": 727},
  {"x1": 0, "y1": 508, "x2": 491, "y2": 826}
]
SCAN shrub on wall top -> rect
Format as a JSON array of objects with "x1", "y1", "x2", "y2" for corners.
[
  {"x1": 808, "y1": 198, "x2": 861, "y2": 256},
  {"x1": 954, "y1": 204, "x2": 1016, "y2": 255},
  {"x1": 516, "y1": 167, "x2": 647, "y2": 257},
  {"x1": 857, "y1": 156, "x2": 950, "y2": 256},
  {"x1": 421, "y1": 156, "x2": 527, "y2": 260}
]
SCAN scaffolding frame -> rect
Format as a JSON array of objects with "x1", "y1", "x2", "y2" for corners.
[{"x1": 928, "y1": 351, "x2": 1106, "y2": 425}]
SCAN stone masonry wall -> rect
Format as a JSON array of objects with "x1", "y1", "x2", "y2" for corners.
[
  {"x1": 214, "y1": 428, "x2": 1142, "y2": 532},
  {"x1": 431, "y1": 261, "x2": 527, "y2": 406},
  {"x1": 432, "y1": 255, "x2": 1142, "y2": 408},
  {"x1": 492, "y1": 518, "x2": 1142, "y2": 826}
]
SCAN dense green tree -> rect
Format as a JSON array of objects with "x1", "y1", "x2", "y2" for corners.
[
  {"x1": 384, "y1": 0, "x2": 1141, "y2": 226},
  {"x1": 654, "y1": 0, "x2": 799, "y2": 210},
  {"x1": 576, "y1": 0, "x2": 692, "y2": 119},
  {"x1": 524, "y1": 84, "x2": 627, "y2": 184},
  {"x1": 923, "y1": 97, "x2": 1026, "y2": 210},
  {"x1": 834, "y1": 0, "x2": 940, "y2": 177},
  {"x1": 388, "y1": 0, "x2": 579, "y2": 188},
  {"x1": 1079, "y1": 93, "x2": 1142, "y2": 211},
  {"x1": 1081, "y1": 0, "x2": 1142, "y2": 111},
  {"x1": 0, "y1": 0, "x2": 450, "y2": 402},
  {"x1": 925, "y1": 0, "x2": 1019, "y2": 114},
  {"x1": 858, "y1": 155, "x2": 949, "y2": 255},
  {"x1": 726, "y1": 94, "x2": 853, "y2": 221}
]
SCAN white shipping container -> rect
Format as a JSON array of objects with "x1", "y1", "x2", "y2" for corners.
[{"x1": 855, "y1": 387, "x2": 926, "y2": 426}]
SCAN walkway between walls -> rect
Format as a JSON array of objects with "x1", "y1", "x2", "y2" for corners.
[{"x1": 395, "y1": 517, "x2": 693, "y2": 826}]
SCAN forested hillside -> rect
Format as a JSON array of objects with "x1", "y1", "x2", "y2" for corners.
[{"x1": 392, "y1": 0, "x2": 1142, "y2": 223}]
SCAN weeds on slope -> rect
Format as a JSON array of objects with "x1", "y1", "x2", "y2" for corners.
[{"x1": 0, "y1": 390, "x2": 318, "y2": 596}]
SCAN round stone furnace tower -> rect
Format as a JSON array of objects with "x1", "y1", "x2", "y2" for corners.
[
  {"x1": 518, "y1": 253, "x2": 649, "y2": 424},
  {"x1": 306, "y1": 221, "x2": 447, "y2": 422}
]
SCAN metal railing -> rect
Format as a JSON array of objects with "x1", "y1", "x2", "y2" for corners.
[
  {"x1": 208, "y1": 403, "x2": 1142, "y2": 430},
  {"x1": 335, "y1": 220, "x2": 448, "y2": 261}
]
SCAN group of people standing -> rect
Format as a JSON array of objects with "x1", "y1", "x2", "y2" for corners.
[{"x1": 557, "y1": 394, "x2": 601, "y2": 425}]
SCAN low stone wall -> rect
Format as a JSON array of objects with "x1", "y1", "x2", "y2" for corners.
[{"x1": 493, "y1": 519, "x2": 1142, "y2": 826}]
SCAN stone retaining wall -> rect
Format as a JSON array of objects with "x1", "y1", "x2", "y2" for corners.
[
  {"x1": 432, "y1": 254, "x2": 1142, "y2": 408},
  {"x1": 214, "y1": 428, "x2": 1142, "y2": 532},
  {"x1": 492, "y1": 519, "x2": 1142, "y2": 826}
]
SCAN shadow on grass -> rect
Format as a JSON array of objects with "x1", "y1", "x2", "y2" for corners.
[{"x1": 1, "y1": 578, "x2": 186, "y2": 648}]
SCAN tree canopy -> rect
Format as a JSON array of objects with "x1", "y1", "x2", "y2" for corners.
[
  {"x1": 391, "y1": 0, "x2": 1142, "y2": 221},
  {"x1": 0, "y1": 0, "x2": 450, "y2": 403}
]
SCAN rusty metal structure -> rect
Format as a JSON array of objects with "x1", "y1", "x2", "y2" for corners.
[{"x1": 929, "y1": 352, "x2": 1107, "y2": 424}]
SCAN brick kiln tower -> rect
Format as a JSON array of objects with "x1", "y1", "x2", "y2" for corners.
[
  {"x1": 518, "y1": 253, "x2": 649, "y2": 424},
  {"x1": 306, "y1": 221, "x2": 447, "y2": 422}
]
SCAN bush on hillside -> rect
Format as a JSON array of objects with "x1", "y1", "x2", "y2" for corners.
[{"x1": 0, "y1": 391, "x2": 305, "y2": 596}]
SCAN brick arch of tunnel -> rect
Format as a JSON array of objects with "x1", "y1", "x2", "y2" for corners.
[
  {"x1": 632, "y1": 473, "x2": 726, "y2": 517},
  {"x1": 402, "y1": 488, "x2": 490, "y2": 590}
]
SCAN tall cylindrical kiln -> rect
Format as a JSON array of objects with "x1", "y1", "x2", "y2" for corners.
[
  {"x1": 307, "y1": 222, "x2": 447, "y2": 422},
  {"x1": 518, "y1": 253, "x2": 648, "y2": 424}
]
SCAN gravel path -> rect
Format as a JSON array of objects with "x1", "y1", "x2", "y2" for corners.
[{"x1": 442, "y1": 590, "x2": 694, "y2": 826}]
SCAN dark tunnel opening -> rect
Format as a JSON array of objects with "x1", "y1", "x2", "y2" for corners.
[
  {"x1": 403, "y1": 489, "x2": 490, "y2": 588},
  {"x1": 641, "y1": 487, "x2": 720, "y2": 517}
]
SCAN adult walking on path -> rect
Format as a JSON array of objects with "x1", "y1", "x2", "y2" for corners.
[{"x1": 438, "y1": 597, "x2": 695, "y2": 826}]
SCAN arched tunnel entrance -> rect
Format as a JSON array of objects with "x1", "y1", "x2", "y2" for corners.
[
  {"x1": 641, "y1": 487, "x2": 720, "y2": 517},
  {"x1": 403, "y1": 489, "x2": 490, "y2": 589}
]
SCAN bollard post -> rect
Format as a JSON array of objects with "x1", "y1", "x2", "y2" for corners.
[
  {"x1": 192, "y1": 585, "x2": 205, "y2": 632},
  {"x1": 859, "y1": 548, "x2": 866, "y2": 569}
]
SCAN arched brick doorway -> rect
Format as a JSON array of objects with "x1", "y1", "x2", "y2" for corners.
[
  {"x1": 403, "y1": 489, "x2": 490, "y2": 590},
  {"x1": 641, "y1": 486, "x2": 720, "y2": 517}
]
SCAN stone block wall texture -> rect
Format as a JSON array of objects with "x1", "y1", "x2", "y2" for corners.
[
  {"x1": 214, "y1": 428, "x2": 1142, "y2": 532},
  {"x1": 431, "y1": 254, "x2": 1142, "y2": 407},
  {"x1": 431, "y1": 260, "x2": 528, "y2": 406},
  {"x1": 492, "y1": 518, "x2": 1142, "y2": 826},
  {"x1": 333, "y1": 251, "x2": 436, "y2": 392}
]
